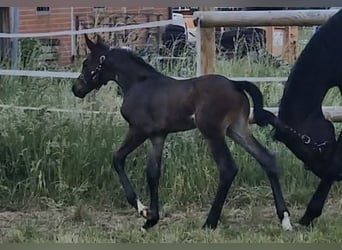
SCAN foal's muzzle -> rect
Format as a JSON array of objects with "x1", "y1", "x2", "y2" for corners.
[
  {"x1": 72, "y1": 78, "x2": 91, "y2": 98},
  {"x1": 72, "y1": 84, "x2": 86, "y2": 98}
]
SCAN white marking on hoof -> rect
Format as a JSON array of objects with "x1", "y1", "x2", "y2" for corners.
[
  {"x1": 140, "y1": 227, "x2": 146, "y2": 233},
  {"x1": 120, "y1": 46, "x2": 132, "y2": 51},
  {"x1": 281, "y1": 212, "x2": 293, "y2": 231},
  {"x1": 190, "y1": 113, "x2": 195, "y2": 121},
  {"x1": 137, "y1": 199, "x2": 148, "y2": 218}
]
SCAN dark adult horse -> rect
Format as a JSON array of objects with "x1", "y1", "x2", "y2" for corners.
[
  {"x1": 271, "y1": 9, "x2": 342, "y2": 226},
  {"x1": 71, "y1": 34, "x2": 292, "y2": 231}
]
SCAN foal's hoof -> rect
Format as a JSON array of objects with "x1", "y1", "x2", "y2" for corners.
[
  {"x1": 281, "y1": 212, "x2": 293, "y2": 231},
  {"x1": 137, "y1": 199, "x2": 149, "y2": 219},
  {"x1": 139, "y1": 208, "x2": 150, "y2": 219}
]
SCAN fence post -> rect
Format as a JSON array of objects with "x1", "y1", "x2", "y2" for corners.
[
  {"x1": 195, "y1": 7, "x2": 215, "y2": 76},
  {"x1": 10, "y1": 7, "x2": 19, "y2": 69}
]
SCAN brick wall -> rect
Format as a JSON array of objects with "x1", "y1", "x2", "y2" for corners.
[
  {"x1": 73, "y1": 7, "x2": 170, "y2": 58},
  {"x1": 18, "y1": 7, "x2": 170, "y2": 65},
  {"x1": 19, "y1": 7, "x2": 72, "y2": 65}
]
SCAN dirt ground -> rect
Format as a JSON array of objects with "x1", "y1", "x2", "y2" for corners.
[
  {"x1": 1, "y1": 198, "x2": 342, "y2": 243},
  {"x1": 0, "y1": 204, "x2": 197, "y2": 242}
]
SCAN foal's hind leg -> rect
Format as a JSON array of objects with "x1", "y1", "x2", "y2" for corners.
[
  {"x1": 202, "y1": 135, "x2": 238, "y2": 229},
  {"x1": 227, "y1": 122, "x2": 292, "y2": 231},
  {"x1": 142, "y1": 134, "x2": 166, "y2": 230},
  {"x1": 194, "y1": 113, "x2": 238, "y2": 229},
  {"x1": 113, "y1": 127, "x2": 148, "y2": 215}
]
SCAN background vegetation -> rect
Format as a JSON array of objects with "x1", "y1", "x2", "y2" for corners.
[{"x1": 0, "y1": 27, "x2": 342, "y2": 242}]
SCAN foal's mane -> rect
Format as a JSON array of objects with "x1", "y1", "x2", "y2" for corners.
[{"x1": 112, "y1": 48, "x2": 163, "y2": 76}]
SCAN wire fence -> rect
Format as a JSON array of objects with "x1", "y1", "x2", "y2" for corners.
[
  {"x1": 1, "y1": 104, "x2": 342, "y2": 123},
  {"x1": 1, "y1": 18, "x2": 341, "y2": 122}
]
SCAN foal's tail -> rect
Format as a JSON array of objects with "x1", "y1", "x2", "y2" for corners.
[{"x1": 232, "y1": 80, "x2": 277, "y2": 127}]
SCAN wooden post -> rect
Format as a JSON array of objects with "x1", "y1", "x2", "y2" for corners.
[
  {"x1": 10, "y1": 7, "x2": 19, "y2": 69},
  {"x1": 196, "y1": 7, "x2": 215, "y2": 76}
]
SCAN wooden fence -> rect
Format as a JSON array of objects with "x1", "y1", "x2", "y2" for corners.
[
  {"x1": 192, "y1": 9, "x2": 342, "y2": 122},
  {"x1": 1, "y1": 9, "x2": 342, "y2": 122},
  {"x1": 193, "y1": 9, "x2": 339, "y2": 76}
]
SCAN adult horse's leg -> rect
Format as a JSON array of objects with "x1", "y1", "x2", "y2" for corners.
[
  {"x1": 142, "y1": 134, "x2": 167, "y2": 230},
  {"x1": 298, "y1": 179, "x2": 333, "y2": 226},
  {"x1": 202, "y1": 135, "x2": 238, "y2": 229},
  {"x1": 298, "y1": 130, "x2": 342, "y2": 226},
  {"x1": 228, "y1": 122, "x2": 292, "y2": 231},
  {"x1": 114, "y1": 127, "x2": 148, "y2": 214}
]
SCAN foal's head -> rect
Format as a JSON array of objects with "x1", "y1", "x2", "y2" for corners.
[
  {"x1": 72, "y1": 34, "x2": 161, "y2": 98},
  {"x1": 72, "y1": 34, "x2": 112, "y2": 98}
]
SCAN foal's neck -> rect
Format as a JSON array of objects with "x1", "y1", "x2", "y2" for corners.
[
  {"x1": 112, "y1": 54, "x2": 163, "y2": 95},
  {"x1": 114, "y1": 66, "x2": 162, "y2": 96}
]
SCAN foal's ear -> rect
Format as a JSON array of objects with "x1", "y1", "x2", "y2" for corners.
[
  {"x1": 84, "y1": 33, "x2": 95, "y2": 51},
  {"x1": 96, "y1": 34, "x2": 103, "y2": 44}
]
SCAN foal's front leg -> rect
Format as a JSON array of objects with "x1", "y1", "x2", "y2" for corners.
[
  {"x1": 113, "y1": 127, "x2": 147, "y2": 213},
  {"x1": 142, "y1": 135, "x2": 166, "y2": 230}
]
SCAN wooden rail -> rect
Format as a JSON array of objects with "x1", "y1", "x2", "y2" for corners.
[{"x1": 193, "y1": 9, "x2": 339, "y2": 28}]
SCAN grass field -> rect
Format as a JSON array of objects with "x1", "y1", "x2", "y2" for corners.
[{"x1": 1, "y1": 27, "x2": 342, "y2": 243}]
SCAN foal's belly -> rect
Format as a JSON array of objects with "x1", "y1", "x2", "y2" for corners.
[
  {"x1": 165, "y1": 117, "x2": 197, "y2": 133},
  {"x1": 149, "y1": 115, "x2": 197, "y2": 134},
  {"x1": 122, "y1": 108, "x2": 197, "y2": 134}
]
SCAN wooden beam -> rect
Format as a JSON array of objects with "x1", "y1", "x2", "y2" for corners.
[
  {"x1": 193, "y1": 9, "x2": 339, "y2": 27},
  {"x1": 196, "y1": 7, "x2": 216, "y2": 76}
]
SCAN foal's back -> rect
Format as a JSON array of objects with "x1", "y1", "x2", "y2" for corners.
[{"x1": 121, "y1": 74, "x2": 249, "y2": 135}]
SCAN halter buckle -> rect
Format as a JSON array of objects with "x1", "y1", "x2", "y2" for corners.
[
  {"x1": 301, "y1": 135, "x2": 311, "y2": 145},
  {"x1": 99, "y1": 55, "x2": 106, "y2": 64}
]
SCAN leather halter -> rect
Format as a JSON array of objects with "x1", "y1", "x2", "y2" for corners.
[
  {"x1": 283, "y1": 123, "x2": 331, "y2": 153},
  {"x1": 79, "y1": 55, "x2": 106, "y2": 85}
]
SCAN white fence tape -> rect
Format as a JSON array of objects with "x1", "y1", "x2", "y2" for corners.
[
  {"x1": 0, "y1": 69, "x2": 79, "y2": 78},
  {"x1": 0, "y1": 20, "x2": 175, "y2": 38},
  {"x1": 0, "y1": 104, "x2": 119, "y2": 115},
  {"x1": 0, "y1": 17, "x2": 289, "y2": 83},
  {"x1": 1, "y1": 104, "x2": 342, "y2": 122},
  {"x1": 0, "y1": 69, "x2": 288, "y2": 82}
]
